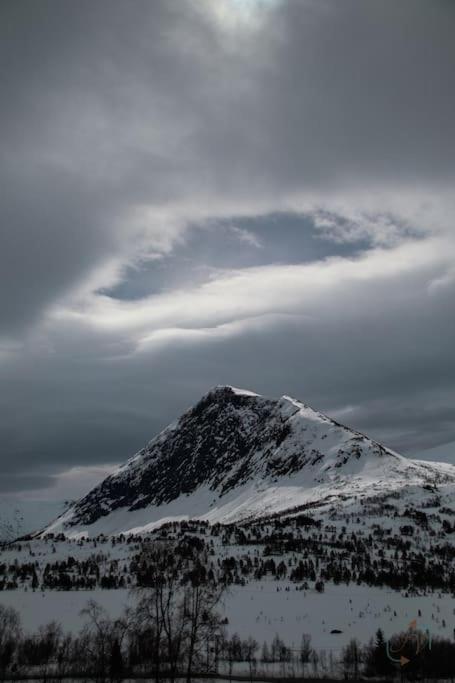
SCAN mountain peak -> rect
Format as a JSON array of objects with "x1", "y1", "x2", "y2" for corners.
[
  {"x1": 205, "y1": 384, "x2": 262, "y2": 398},
  {"x1": 40, "y1": 387, "x2": 455, "y2": 538}
]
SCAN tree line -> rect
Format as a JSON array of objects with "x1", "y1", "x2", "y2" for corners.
[
  {"x1": 2, "y1": 539, "x2": 455, "y2": 681},
  {"x1": 3, "y1": 600, "x2": 455, "y2": 682},
  {"x1": 3, "y1": 518, "x2": 455, "y2": 594}
]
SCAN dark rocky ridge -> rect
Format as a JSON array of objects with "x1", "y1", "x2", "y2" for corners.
[{"x1": 59, "y1": 385, "x2": 401, "y2": 529}]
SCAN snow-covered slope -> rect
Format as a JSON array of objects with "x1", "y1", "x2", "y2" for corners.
[{"x1": 40, "y1": 386, "x2": 455, "y2": 537}]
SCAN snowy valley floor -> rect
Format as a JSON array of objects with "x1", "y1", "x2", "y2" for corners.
[{"x1": 1, "y1": 581, "x2": 454, "y2": 652}]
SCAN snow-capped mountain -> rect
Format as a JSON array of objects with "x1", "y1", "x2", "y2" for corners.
[{"x1": 41, "y1": 385, "x2": 455, "y2": 537}]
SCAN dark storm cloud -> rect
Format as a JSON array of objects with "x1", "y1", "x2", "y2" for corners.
[
  {"x1": 0, "y1": 0, "x2": 194, "y2": 334},
  {"x1": 0, "y1": 165, "x2": 112, "y2": 334},
  {"x1": 1, "y1": 249, "x2": 454, "y2": 495},
  {"x1": 0, "y1": 0, "x2": 455, "y2": 495},
  {"x1": 0, "y1": 473, "x2": 54, "y2": 495},
  {"x1": 1, "y1": 0, "x2": 454, "y2": 333},
  {"x1": 185, "y1": 0, "x2": 455, "y2": 192},
  {"x1": 254, "y1": 0, "x2": 455, "y2": 188}
]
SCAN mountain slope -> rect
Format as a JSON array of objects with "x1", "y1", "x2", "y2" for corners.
[{"x1": 41, "y1": 386, "x2": 455, "y2": 537}]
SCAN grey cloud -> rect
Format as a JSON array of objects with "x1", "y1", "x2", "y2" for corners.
[
  {"x1": 1, "y1": 252, "x2": 454, "y2": 495},
  {"x1": 1, "y1": 0, "x2": 455, "y2": 495},
  {"x1": 2, "y1": 0, "x2": 455, "y2": 333},
  {"x1": 0, "y1": 472, "x2": 54, "y2": 495},
  {"x1": 0, "y1": 165, "x2": 113, "y2": 334},
  {"x1": 192, "y1": 0, "x2": 455, "y2": 192}
]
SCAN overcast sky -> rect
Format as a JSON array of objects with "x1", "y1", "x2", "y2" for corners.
[{"x1": 1, "y1": 0, "x2": 455, "y2": 503}]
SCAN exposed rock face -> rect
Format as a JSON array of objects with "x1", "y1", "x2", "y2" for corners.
[{"x1": 40, "y1": 386, "x2": 455, "y2": 536}]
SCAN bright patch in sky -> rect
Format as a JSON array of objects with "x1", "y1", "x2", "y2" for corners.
[{"x1": 211, "y1": 0, "x2": 278, "y2": 27}]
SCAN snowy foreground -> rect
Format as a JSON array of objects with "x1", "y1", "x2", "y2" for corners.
[{"x1": 1, "y1": 581, "x2": 453, "y2": 652}]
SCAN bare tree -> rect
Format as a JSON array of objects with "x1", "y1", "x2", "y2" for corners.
[
  {"x1": 36, "y1": 621, "x2": 62, "y2": 683},
  {"x1": 300, "y1": 633, "x2": 312, "y2": 678},
  {"x1": 134, "y1": 542, "x2": 186, "y2": 683},
  {"x1": 0, "y1": 605, "x2": 21, "y2": 681},
  {"x1": 55, "y1": 634, "x2": 73, "y2": 683},
  {"x1": 134, "y1": 540, "x2": 225, "y2": 683},
  {"x1": 224, "y1": 635, "x2": 235, "y2": 682},
  {"x1": 342, "y1": 638, "x2": 362, "y2": 680},
  {"x1": 80, "y1": 600, "x2": 131, "y2": 682},
  {"x1": 310, "y1": 649, "x2": 319, "y2": 677},
  {"x1": 244, "y1": 636, "x2": 258, "y2": 683},
  {"x1": 183, "y1": 575, "x2": 225, "y2": 682}
]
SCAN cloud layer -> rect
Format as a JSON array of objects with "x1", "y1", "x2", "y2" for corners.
[{"x1": 1, "y1": 0, "x2": 455, "y2": 498}]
